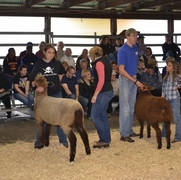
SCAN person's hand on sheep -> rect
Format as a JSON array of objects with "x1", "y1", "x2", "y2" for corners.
[{"x1": 135, "y1": 81, "x2": 145, "y2": 90}]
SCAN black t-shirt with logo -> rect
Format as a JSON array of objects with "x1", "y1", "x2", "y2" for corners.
[{"x1": 30, "y1": 58, "x2": 65, "y2": 96}]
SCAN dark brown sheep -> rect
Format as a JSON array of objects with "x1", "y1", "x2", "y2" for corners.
[
  {"x1": 135, "y1": 83, "x2": 172, "y2": 149},
  {"x1": 33, "y1": 74, "x2": 91, "y2": 162}
]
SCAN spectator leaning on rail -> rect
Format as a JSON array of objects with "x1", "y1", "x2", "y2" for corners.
[
  {"x1": 21, "y1": 45, "x2": 38, "y2": 73},
  {"x1": 19, "y1": 42, "x2": 33, "y2": 62},
  {"x1": 162, "y1": 34, "x2": 180, "y2": 60}
]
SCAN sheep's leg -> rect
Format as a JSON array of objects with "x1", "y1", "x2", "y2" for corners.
[
  {"x1": 164, "y1": 121, "x2": 171, "y2": 149},
  {"x1": 37, "y1": 121, "x2": 44, "y2": 149},
  {"x1": 65, "y1": 129, "x2": 77, "y2": 162},
  {"x1": 44, "y1": 123, "x2": 51, "y2": 147},
  {"x1": 147, "y1": 122, "x2": 151, "y2": 138},
  {"x1": 137, "y1": 118, "x2": 144, "y2": 138},
  {"x1": 151, "y1": 122, "x2": 162, "y2": 149},
  {"x1": 75, "y1": 125, "x2": 91, "y2": 155}
]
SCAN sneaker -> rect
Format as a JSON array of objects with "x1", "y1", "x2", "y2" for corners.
[{"x1": 120, "y1": 136, "x2": 135, "y2": 143}]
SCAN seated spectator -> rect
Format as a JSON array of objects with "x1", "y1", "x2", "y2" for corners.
[
  {"x1": 148, "y1": 58, "x2": 162, "y2": 82},
  {"x1": 110, "y1": 60, "x2": 119, "y2": 78},
  {"x1": 75, "y1": 59, "x2": 93, "y2": 81},
  {"x1": 140, "y1": 47, "x2": 155, "y2": 68},
  {"x1": 141, "y1": 61, "x2": 162, "y2": 97},
  {"x1": 0, "y1": 72, "x2": 12, "y2": 118},
  {"x1": 60, "y1": 48, "x2": 75, "y2": 67},
  {"x1": 136, "y1": 59, "x2": 145, "y2": 81},
  {"x1": 107, "y1": 70, "x2": 119, "y2": 117},
  {"x1": 3, "y1": 48, "x2": 20, "y2": 88},
  {"x1": 113, "y1": 38, "x2": 123, "y2": 61},
  {"x1": 12, "y1": 65, "x2": 34, "y2": 116},
  {"x1": 76, "y1": 49, "x2": 91, "y2": 70},
  {"x1": 19, "y1": 42, "x2": 33, "y2": 62},
  {"x1": 35, "y1": 41, "x2": 46, "y2": 58},
  {"x1": 61, "y1": 66, "x2": 88, "y2": 111},
  {"x1": 78, "y1": 69, "x2": 94, "y2": 119},
  {"x1": 137, "y1": 34, "x2": 147, "y2": 57},
  {"x1": 21, "y1": 46, "x2": 38, "y2": 73},
  {"x1": 56, "y1": 41, "x2": 65, "y2": 61},
  {"x1": 61, "y1": 61, "x2": 69, "y2": 73}
]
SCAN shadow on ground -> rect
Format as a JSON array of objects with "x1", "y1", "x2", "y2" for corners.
[{"x1": 0, "y1": 112, "x2": 139, "y2": 145}]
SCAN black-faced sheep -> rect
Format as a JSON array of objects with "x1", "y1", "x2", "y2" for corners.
[
  {"x1": 33, "y1": 74, "x2": 91, "y2": 162},
  {"x1": 135, "y1": 83, "x2": 172, "y2": 149}
]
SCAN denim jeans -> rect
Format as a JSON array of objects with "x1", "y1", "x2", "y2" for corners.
[
  {"x1": 13, "y1": 91, "x2": 34, "y2": 108},
  {"x1": 162, "y1": 98, "x2": 181, "y2": 141},
  {"x1": 91, "y1": 90, "x2": 113, "y2": 143},
  {"x1": 65, "y1": 94, "x2": 88, "y2": 111},
  {"x1": 35, "y1": 91, "x2": 68, "y2": 147},
  {"x1": 119, "y1": 75, "x2": 137, "y2": 137}
]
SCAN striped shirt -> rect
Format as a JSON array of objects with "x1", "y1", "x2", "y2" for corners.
[{"x1": 162, "y1": 74, "x2": 181, "y2": 100}]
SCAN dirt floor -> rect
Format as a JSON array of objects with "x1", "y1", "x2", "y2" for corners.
[
  {"x1": 1, "y1": 111, "x2": 181, "y2": 180},
  {"x1": 0, "y1": 111, "x2": 122, "y2": 145}
]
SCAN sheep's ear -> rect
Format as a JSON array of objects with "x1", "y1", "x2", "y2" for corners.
[{"x1": 36, "y1": 86, "x2": 44, "y2": 93}]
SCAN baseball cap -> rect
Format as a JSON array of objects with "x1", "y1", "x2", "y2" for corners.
[{"x1": 138, "y1": 34, "x2": 145, "y2": 39}]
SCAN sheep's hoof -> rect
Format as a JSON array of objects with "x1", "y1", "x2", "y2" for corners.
[
  {"x1": 166, "y1": 145, "x2": 171, "y2": 149},
  {"x1": 147, "y1": 135, "x2": 151, "y2": 138},
  {"x1": 45, "y1": 143, "x2": 49, "y2": 147},
  {"x1": 139, "y1": 136, "x2": 143, "y2": 139},
  {"x1": 86, "y1": 150, "x2": 91, "y2": 155},
  {"x1": 158, "y1": 145, "x2": 162, "y2": 149},
  {"x1": 69, "y1": 156, "x2": 75, "y2": 162}
]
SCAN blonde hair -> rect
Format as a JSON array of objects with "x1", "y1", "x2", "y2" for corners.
[
  {"x1": 62, "y1": 61, "x2": 68, "y2": 66},
  {"x1": 81, "y1": 69, "x2": 90, "y2": 79},
  {"x1": 89, "y1": 46, "x2": 103, "y2": 60}
]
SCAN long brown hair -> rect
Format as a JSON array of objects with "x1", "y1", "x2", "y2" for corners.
[{"x1": 163, "y1": 61, "x2": 179, "y2": 83}]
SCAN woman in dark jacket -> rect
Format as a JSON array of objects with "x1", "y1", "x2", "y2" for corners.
[
  {"x1": 89, "y1": 46, "x2": 113, "y2": 148},
  {"x1": 78, "y1": 69, "x2": 94, "y2": 119}
]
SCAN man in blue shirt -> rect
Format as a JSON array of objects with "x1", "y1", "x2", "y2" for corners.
[{"x1": 118, "y1": 28, "x2": 144, "y2": 143}]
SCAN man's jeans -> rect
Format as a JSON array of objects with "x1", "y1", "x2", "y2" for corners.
[
  {"x1": 119, "y1": 75, "x2": 137, "y2": 137},
  {"x1": 34, "y1": 92, "x2": 68, "y2": 147},
  {"x1": 162, "y1": 98, "x2": 181, "y2": 141},
  {"x1": 91, "y1": 90, "x2": 113, "y2": 143}
]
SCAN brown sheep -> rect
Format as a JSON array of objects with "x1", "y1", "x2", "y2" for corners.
[
  {"x1": 33, "y1": 74, "x2": 91, "y2": 162},
  {"x1": 135, "y1": 83, "x2": 172, "y2": 149}
]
